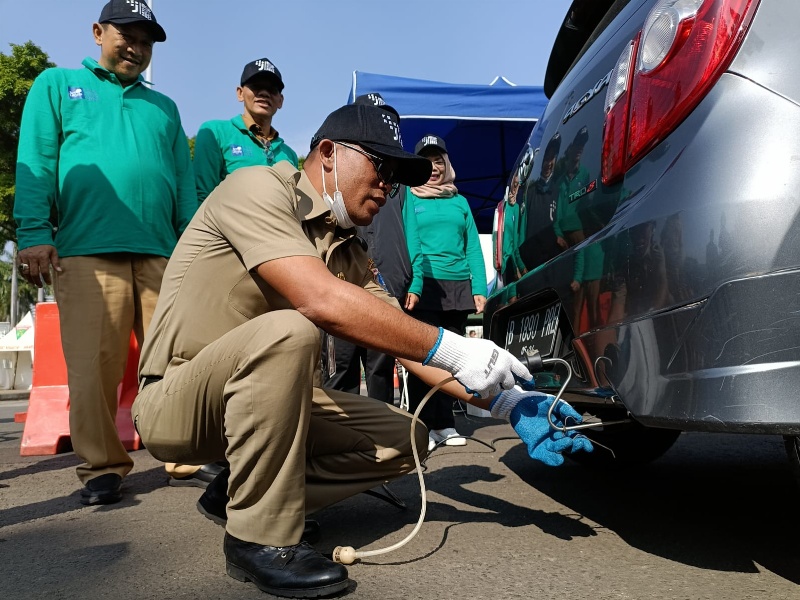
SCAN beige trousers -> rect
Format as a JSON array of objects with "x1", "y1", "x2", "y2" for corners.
[
  {"x1": 132, "y1": 309, "x2": 428, "y2": 547},
  {"x1": 55, "y1": 254, "x2": 167, "y2": 484}
]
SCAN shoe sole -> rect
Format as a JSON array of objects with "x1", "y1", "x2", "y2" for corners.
[
  {"x1": 80, "y1": 492, "x2": 122, "y2": 506},
  {"x1": 429, "y1": 437, "x2": 468, "y2": 449},
  {"x1": 443, "y1": 437, "x2": 467, "y2": 446},
  {"x1": 226, "y1": 562, "x2": 349, "y2": 598},
  {"x1": 197, "y1": 499, "x2": 227, "y2": 526},
  {"x1": 169, "y1": 477, "x2": 211, "y2": 489}
]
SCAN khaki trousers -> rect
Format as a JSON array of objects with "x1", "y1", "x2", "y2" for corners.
[
  {"x1": 132, "y1": 309, "x2": 428, "y2": 547},
  {"x1": 55, "y1": 254, "x2": 167, "y2": 484}
]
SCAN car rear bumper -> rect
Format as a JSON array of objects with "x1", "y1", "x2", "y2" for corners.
[{"x1": 584, "y1": 268, "x2": 800, "y2": 434}]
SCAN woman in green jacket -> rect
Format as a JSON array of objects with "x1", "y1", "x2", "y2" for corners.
[{"x1": 405, "y1": 134, "x2": 487, "y2": 450}]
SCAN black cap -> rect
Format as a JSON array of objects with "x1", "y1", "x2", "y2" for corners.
[
  {"x1": 414, "y1": 134, "x2": 448, "y2": 156},
  {"x1": 353, "y1": 92, "x2": 399, "y2": 119},
  {"x1": 98, "y1": 0, "x2": 166, "y2": 42},
  {"x1": 311, "y1": 104, "x2": 432, "y2": 187},
  {"x1": 544, "y1": 132, "x2": 562, "y2": 160},
  {"x1": 240, "y1": 58, "x2": 284, "y2": 90},
  {"x1": 571, "y1": 126, "x2": 589, "y2": 148}
]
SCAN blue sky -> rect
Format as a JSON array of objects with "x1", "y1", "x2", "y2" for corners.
[{"x1": 0, "y1": 0, "x2": 571, "y2": 156}]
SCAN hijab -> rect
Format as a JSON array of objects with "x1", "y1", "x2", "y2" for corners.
[{"x1": 410, "y1": 151, "x2": 459, "y2": 199}]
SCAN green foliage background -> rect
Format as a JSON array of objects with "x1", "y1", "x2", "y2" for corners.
[
  {"x1": 0, "y1": 42, "x2": 56, "y2": 320},
  {"x1": 0, "y1": 42, "x2": 55, "y2": 245}
]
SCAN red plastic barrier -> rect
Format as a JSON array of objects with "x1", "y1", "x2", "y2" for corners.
[
  {"x1": 19, "y1": 302, "x2": 141, "y2": 456},
  {"x1": 116, "y1": 334, "x2": 141, "y2": 452}
]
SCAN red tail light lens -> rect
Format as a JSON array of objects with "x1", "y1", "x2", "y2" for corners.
[
  {"x1": 602, "y1": 36, "x2": 638, "y2": 185},
  {"x1": 601, "y1": 0, "x2": 759, "y2": 184},
  {"x1": 493, "y1": 201, "x2": 504, "y2": 272}
]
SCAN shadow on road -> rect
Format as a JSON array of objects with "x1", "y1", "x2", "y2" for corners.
[
  {"x1": 0, "y1": 466, "x2": 166, "y2": 529},
  {"x1": 0, "y1": 452, "x2": 82, "y2": 481},
  {"x1": 501, "y1": 432, "x2": 800, "y2": 585},
  {"x1": 314, "y1": 434, "x2": 598, "y2": 564}
]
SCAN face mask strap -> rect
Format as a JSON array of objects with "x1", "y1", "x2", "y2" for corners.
[
  {"x1": 320, "y1": 152, "x2": 327, "y2": 197},
  {"x1": 320, "y1": 142, "x2": 355, "y2": 230},
  {"x1": 333, "y1": 142, "x2": 340, "y2": 193}
]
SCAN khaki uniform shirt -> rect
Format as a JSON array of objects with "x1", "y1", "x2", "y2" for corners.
[{"x1": 139, "y1": 162, "x2": 398, "y2": 378}]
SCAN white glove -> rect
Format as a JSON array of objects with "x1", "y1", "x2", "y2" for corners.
[
  {"x1": 425, "y1": 328, "x2": 534, "y2": 399},
  {"x1": 489, "y1": 386, "x2": 531, "y2": 420}
]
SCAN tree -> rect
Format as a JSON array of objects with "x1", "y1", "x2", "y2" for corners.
[
  {"x1": 0, "y1": 245, "x2": 40, "y2": 321},
  {"x1": 0, "y1": 42, "x2": 55, "y2": 246},
  {"x1": 0, "y1": 42, "x2": 55, "y2": 321},
  {"x1": 298, "y1": 155, "x2": 305, "y2": 170}
]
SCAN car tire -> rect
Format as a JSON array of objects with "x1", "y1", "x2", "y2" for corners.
[{"x1": 566, "y1": 422, "x2": 681, "y2": 467}]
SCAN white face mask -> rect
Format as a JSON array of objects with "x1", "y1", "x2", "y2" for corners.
[{"x1": 321, "y1": 143, "x2": 356, "y2": 229}]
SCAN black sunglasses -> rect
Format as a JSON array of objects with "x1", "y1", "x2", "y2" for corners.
[{"x1": 335, "y1": 142, "x2": 400, "y2": 198}]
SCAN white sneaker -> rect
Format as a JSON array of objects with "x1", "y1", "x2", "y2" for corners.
[
  {"x1": 428, "y1": 435, "x2": 438, "y2": 452},
  {"x1": 429, "y1": 428, "x2": 467, "y2": 448}
]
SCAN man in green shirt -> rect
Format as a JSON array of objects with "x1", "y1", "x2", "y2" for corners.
[
  {"x1": 193, "y1": 57, "x2": 299, "y2": 202},
  {"x1": 14, "y1": 0, "x2": 196, "y2": 506}
]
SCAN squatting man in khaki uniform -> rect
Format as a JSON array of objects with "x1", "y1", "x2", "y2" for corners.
[{"x1": 132, "y1": 102, "x2": 593, "y2": 598}]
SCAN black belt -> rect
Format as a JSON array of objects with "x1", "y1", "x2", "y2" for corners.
[{"x1": 141, "y1": 375, "x2": 163, "y2": 388}]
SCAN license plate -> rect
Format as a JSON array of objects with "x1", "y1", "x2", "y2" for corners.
[{"x1": 503, "y1": 301, "x2": 561, "y2": 359}]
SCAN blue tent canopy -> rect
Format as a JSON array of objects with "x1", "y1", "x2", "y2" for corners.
[{"x1": 348, "y1": 71, "x2": 548, "y2": 232}]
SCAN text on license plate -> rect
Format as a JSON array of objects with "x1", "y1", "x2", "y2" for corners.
[{"x1": 504, "y1": 302, "x2": 561, "y2": 358}]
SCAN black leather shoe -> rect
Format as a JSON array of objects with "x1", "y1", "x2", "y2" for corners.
[
  {"x1": 80, "y1": 473, "x2": 122, "y2": 506},
  {"x1": 168, "y1": 460, "x2": 227, "y2": 489},
  {"x1": 224, "y1": 533, "x2": 348, "y2": 598},
  {"x1": 197, "y1": 468, "x2": 321, "y2": 544},
  {"x1": 196, "y1": 465, "x2": 230, "y2": 525}
]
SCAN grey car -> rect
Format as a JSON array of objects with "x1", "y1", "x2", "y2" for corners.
[{"x1": 487, "y1": 0, "x2": 800, "y2": 473}]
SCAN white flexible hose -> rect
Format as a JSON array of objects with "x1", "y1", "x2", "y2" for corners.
[{"x1": 332, "y1": 376, "x2": 455, "y2": 564}]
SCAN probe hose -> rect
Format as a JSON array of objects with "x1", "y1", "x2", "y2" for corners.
[{"x1": 332, "y1": 376, "x2": 455, "y2": 565}]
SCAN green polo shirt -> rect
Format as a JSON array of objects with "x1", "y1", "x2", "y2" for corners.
[
  {"x1": 193, "y1": 115, "x2": 299, "y2": 202},
  {"x1": 553, "y1": 165, "x2": 591, "y2": 237},
  {"x1": 407, "y1": 190, "x2": 487, "y2": 296},
  {"x1": 14, "y1": 57, "x2": 197, "y2": 257},
  {"x1": 501, "y1": 200, "x2": 525, "y2": 275}
]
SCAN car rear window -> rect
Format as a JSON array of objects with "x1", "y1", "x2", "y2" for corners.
[{"x1": 544, "y1": 0, "x2": 636, "y2": 97}]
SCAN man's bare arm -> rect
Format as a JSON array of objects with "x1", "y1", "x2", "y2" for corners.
[
  {"x1": 257, "y1": 255, "x2": 438, "y2": 363},
  {"x1": 397, "y1": 359, "x2": 491, "y2": 409},
  {"x1": 258, "y1": 255, "x2": 502, "y2": 409}
]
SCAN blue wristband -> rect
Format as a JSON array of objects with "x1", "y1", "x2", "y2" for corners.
[{"x1": 422, "y1": 327, "x2": 444, "y2": 366}]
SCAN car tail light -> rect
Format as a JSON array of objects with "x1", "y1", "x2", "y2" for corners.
[
  {"x1": 602, "y1": 36, "x2": 638, "y2": 185},
  {"x1": 601, "y1": 0, "x2": 760, "y2": 185},
  {"x1": 493, "y1": 201, "x2": 504, "y2": 272}
]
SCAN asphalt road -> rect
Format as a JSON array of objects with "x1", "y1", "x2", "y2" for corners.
[{"x1": 2, "y1": 398, "x2": 799, "y2": 600}]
